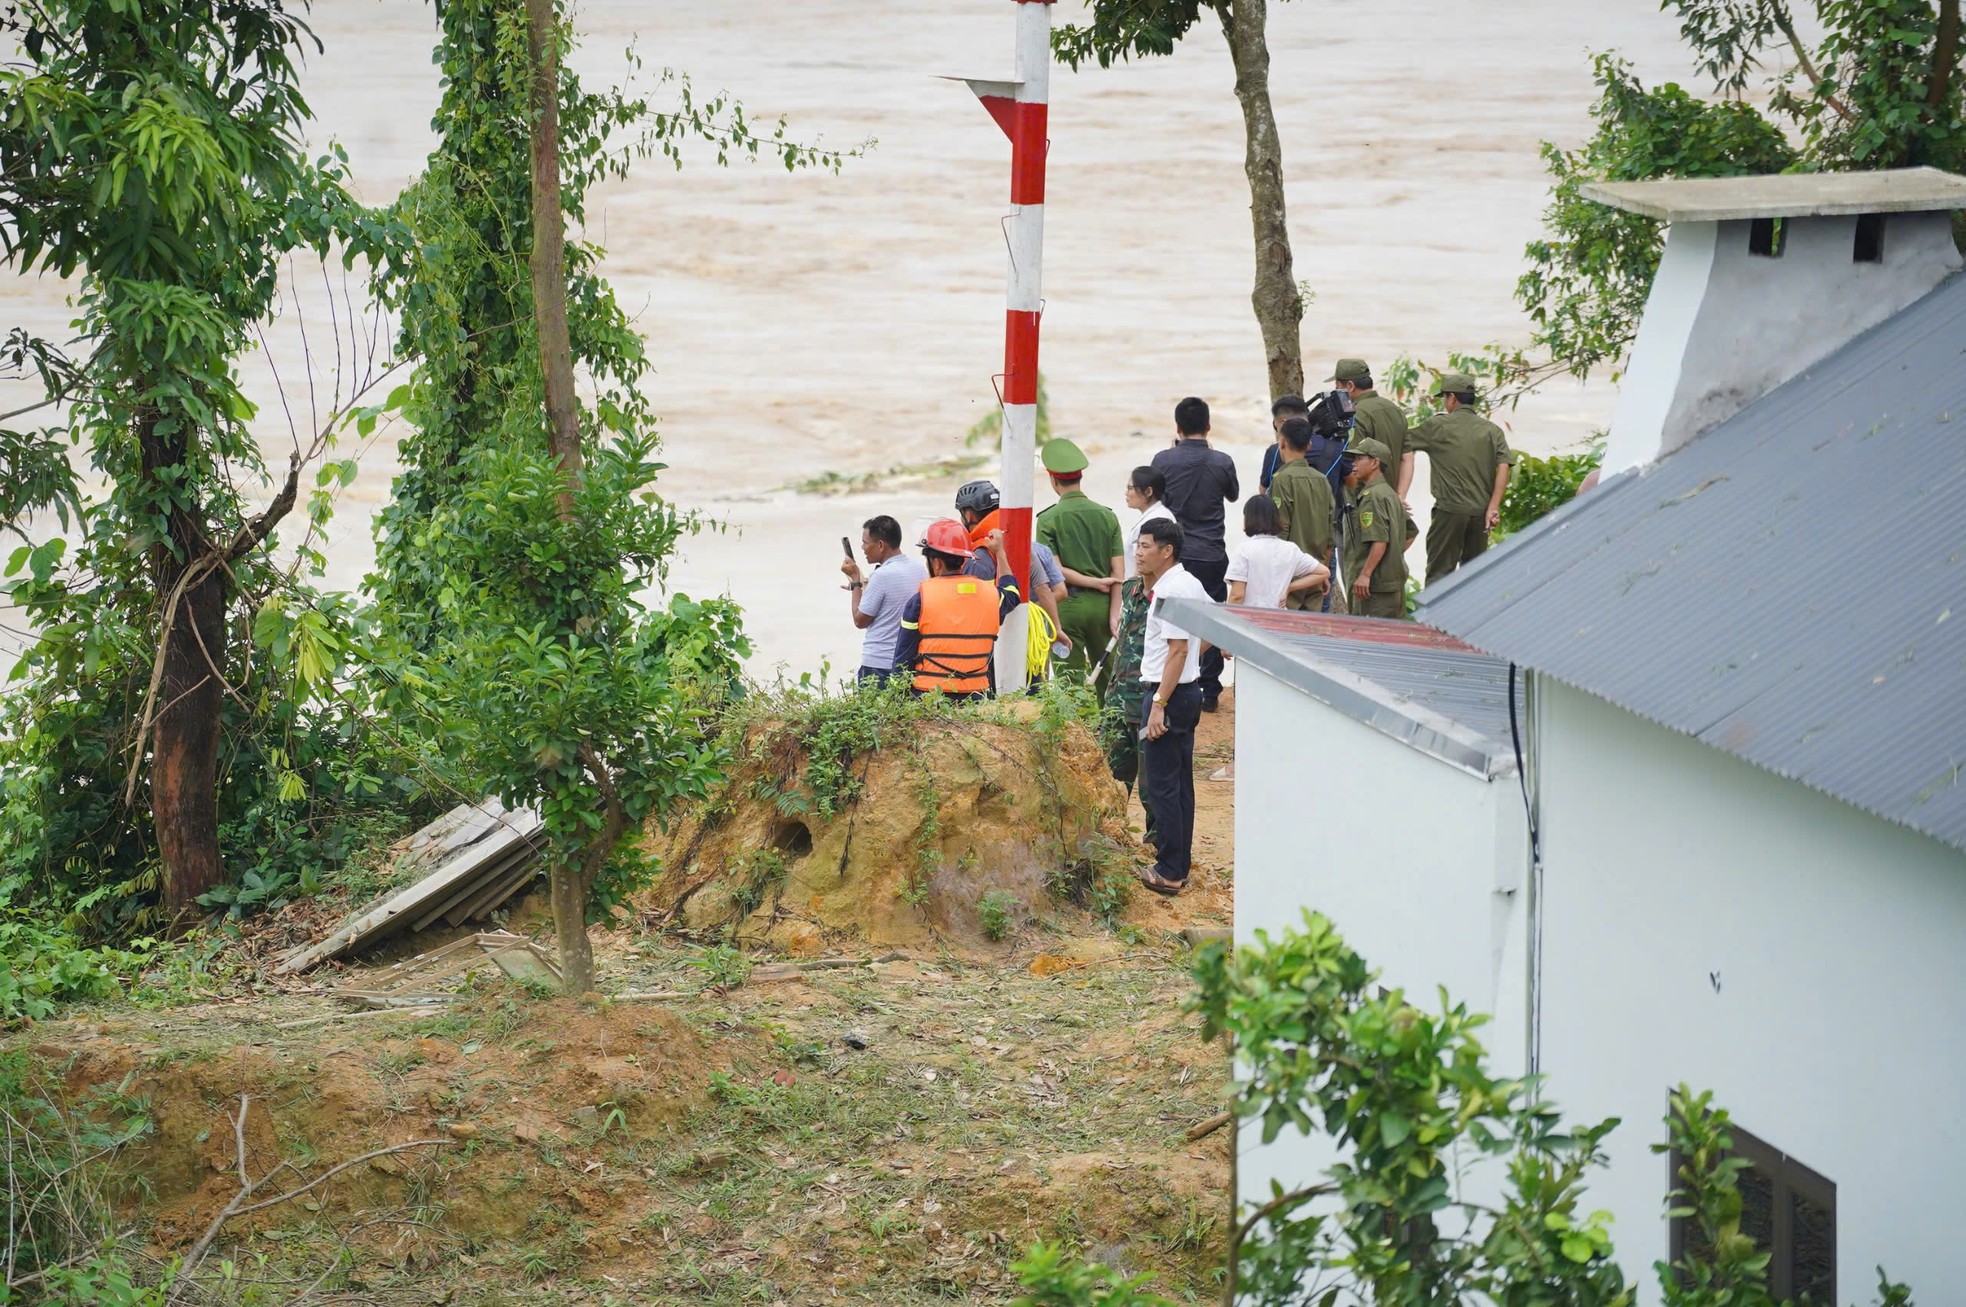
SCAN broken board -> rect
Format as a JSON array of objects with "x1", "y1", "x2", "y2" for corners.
[{"x1": 274, "y1": 799, "x2": 545, "y2": 974}]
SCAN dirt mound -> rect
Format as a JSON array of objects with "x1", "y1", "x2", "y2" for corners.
[{"x1": 644, "y1": 701, "x2": 1135, "y2": 956}]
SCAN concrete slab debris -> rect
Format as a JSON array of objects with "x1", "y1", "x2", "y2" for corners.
[{"x1": 328, "y1": 931, "x2": 563, "y2": 1007}]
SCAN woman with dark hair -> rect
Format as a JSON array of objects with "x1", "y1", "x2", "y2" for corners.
[
  {"x1": 1227, "y1": 493, "x2": 1328, "y2": 610},
  {"x1": 1121, "y1": 465, "x2": 1172, "y2": 581}
]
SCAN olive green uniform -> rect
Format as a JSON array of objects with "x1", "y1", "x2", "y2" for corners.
[
  {"x1": 1036, "y1": 488, "x2": 1125, "y2": 676},
  {"x1": 1349, "y1": 390, "x2": 1410, "y2": 481},
  {"x1": 1342, "y1": 476, "x2": 1409, "y2": 620},
  {"x1": 1269, "y1": 454, "x2": 1338, "y2": 613},
  {"x1": 1410, "y1": 406, "x2": 1515, "y2": 585}
]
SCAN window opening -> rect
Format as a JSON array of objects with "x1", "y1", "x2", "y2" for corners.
[
  {"x1": 1669, "y1": 1115, "x2": 1835, "y2": 1303},
  {"x1": 1748, "y1": 217, "x2": 1787, "y2": 258},
  {"x1": 1853, "y1": 213, "x2": 1885, "y2": 263}
]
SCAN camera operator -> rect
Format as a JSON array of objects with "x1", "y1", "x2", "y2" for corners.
[{"x1": 1329, "y1": 358, "x2": 1415, "y2": 508}]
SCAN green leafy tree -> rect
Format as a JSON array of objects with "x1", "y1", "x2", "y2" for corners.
[
  {"x1": 1055, "y1": 1, "x2": 1305, "y2": 399},
  {"x1": 0, "y1": 0, "x2": 400, "y2": 917},
  {"x1": 367, "y1": 0, "x2": 854, "y2": 991},
  {"x1": 1519, "y1": 55, "x2": 1798, "y2": 382},
  {"x1": 1521, "y1": 2, "x2": 1966, "y2": 384}
]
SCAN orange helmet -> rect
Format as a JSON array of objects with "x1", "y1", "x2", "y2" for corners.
[{"x1": 919, "y1": 518, "x2": 975, "y2": 559}]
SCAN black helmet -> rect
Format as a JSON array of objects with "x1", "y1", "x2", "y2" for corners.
[{"x1": 954, "y1": 480, "x2": 1000, "y2": 515}]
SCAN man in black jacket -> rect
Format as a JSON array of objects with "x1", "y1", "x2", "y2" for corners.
[{"x1": 1150, "y1": 396, "x2": 1239, "y2": 710}]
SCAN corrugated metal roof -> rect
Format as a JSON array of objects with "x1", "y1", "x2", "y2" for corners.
[
  {"x1": 1420, "y1": 271, "x2": 1966, "y2": 854},
  {"x1": 1161, "y1": 600, "x2": 1518, "y2": 780}
]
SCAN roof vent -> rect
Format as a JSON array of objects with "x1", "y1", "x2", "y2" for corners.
[{"x1": 1585, "y1": 168, "x2": 1966, "y2": 477}]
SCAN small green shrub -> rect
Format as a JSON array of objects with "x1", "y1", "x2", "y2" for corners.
[
  {"x1": 0, "y1": 885, "x2": 146, "y2": 1022},
  {"x1": 978, "y1": 890, "x2": 1021, "y2": 942},
  {"x1": 1010, "y1": 1241, "x2": 1171, "y2": 1306},
  {"x1": 1493, "y1": 440, "x2": 1603, "y2": 541},
  {"x1": 688, "y1": 943, "x2": 753, "y2": 990}
]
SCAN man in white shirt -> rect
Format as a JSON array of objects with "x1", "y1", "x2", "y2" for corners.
[
  {"x1": 841, "y1": 515, "x2": 928, "y2": 684},
  {"x1": 1134, "y1": 516, "x2": 1207, "y2": 896}
]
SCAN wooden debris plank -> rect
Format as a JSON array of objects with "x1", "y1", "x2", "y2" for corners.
[
  {"x1": 407, "y1": 843, "x2": 536, "y2": 933},
  {"x1": 273, "y1": 805, "x2": 543, "y2": 974},
  {"x1": 440, "y1": 853, "x2": 542, "y2": 928}
]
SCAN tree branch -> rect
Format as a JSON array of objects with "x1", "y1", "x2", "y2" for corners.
[{"x1": 1773, "y1": 10, "x2": 1855, "y2": 121}]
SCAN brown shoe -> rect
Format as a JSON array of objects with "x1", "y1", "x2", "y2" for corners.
[{"x1": 1136, "y1": 867, "x2": 1185, "y2": 897}]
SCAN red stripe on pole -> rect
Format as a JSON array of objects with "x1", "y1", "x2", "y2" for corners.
[
  {"x1": 1000, "y1": 505, "x2": 1033, "y2": 601},
  {"x1": 1003, "y1": 310, "x2": 1041, "y2": 404},
  {"x1": 1008, "y1": 103, "x2": 1048, "y2": 206},
  {"x1": 976, "y1": 94, "x2": 1018, "y2": 141}
]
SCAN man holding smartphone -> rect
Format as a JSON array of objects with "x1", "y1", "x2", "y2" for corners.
[{"x1": 841, "y1": 515, "x2": 926, "y2": 684}]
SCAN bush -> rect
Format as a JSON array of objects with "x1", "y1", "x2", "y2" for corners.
[
  {"x1": 978, "y1": 889, "x2": 1021, "y2": 942},
  {"x1": 0, "y1": 883, "x2": 145, "y2": 1023},
  {"x1": 1494, "y1": 439, "x2": 1604, "y2": 541}
]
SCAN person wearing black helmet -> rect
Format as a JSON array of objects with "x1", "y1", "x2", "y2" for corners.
[{"x1": 952, "y1": 478, "x2": 1069, "y2": 663}]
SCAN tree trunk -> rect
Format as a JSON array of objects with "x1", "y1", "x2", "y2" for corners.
[
  {"x1": 1218, "y1": 0, "x2": 1303, "y2": 401},
  {"x1": 549, "y1": 865, "x2": 597, "y2": 996},
  {"x1": 140, "y1": 410, "x2": 229, "y2": 918},
  {"x1": 525, "y1": 0, "x2": 582, "y2": 520},
  {"x1": 1931, "y1": 0, "x2": 1961, "y2": 112}
]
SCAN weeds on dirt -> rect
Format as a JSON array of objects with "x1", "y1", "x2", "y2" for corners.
[
  {"x1": 978, "y1": 890, "x2": 1021, "y2": 941},
  {"x1": 690, "y1": 943, "x2": 754, "y2": 990}
]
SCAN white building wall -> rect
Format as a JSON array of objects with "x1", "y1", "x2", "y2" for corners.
[
  {"x1": 1233, "y1": 664, "x2": 1530, "y2": 1214},
  {"x1": 1534, "y1": 679, "x2": 1966, "y2": 1301}
]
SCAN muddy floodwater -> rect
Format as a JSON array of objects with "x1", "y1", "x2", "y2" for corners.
[{"x1": 0, "y1": 1, "x2": 1707, "y2": 674}]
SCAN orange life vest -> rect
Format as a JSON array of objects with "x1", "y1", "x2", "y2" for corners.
[{"x1": 911, "y1": 575, "x2": 1000, "y2": 696}]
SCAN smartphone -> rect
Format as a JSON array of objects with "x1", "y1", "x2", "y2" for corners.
[{"x1": 841, "y1": 535, "x2": 854, "y2": 561}]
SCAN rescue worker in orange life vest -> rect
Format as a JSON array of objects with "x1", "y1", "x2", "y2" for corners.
[{"x1": 893, "y1": 519, "x2": 1021, "y2": 699}]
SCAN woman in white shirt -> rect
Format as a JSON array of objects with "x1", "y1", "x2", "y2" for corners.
[
  {"x1": 1226, "y1": 494, "x2": 1329, "y2": 609},
  {"x1": 1122, "y1": 465, "x2": 1175, "y2": 580}
]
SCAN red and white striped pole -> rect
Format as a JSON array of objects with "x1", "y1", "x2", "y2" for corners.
[{"x1": 961, "y1": 0, "x2": 1051, "y2": 685}]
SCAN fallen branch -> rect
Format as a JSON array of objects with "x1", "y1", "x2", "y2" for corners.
[
  {"x1": 273, "y1": 1006, "x2": 445, "y2": 1030},
  {"x1": 173, "y1": 1095, "x2": 450, "y2": 1297},
  {"x1": 1186, "y1": 1110, "x2": 1233, "y2": 1142}
]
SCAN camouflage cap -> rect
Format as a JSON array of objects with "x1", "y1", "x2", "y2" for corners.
[
  {"x1": 1432, "y1": 371, "x2": 1477, "y2": 397},
  {"x1": 1350, "y1": 436, "x2": 1393, "y2": 464},
  {"x1": 1329, "y1": 358, "x2": 1371, "y2": 384},
  {"x1": 1040, "y1": 438, "x2": 1089, "y2": 474}
]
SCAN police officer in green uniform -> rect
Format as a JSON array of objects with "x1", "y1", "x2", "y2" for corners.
[
  {"x1": 1408, "y1": 371, "x2": 1516, "y2": 586},
  {"x1": 1267, "y1": 416, "x2": 1336, "y2": 611},
  {"x1": 1340, "y1": 437, "x2": 1409, "y2": 620},
  {"x1": 1036, "y1": 438, "x2": 1125, "y2": 678},
  {"x1": 1330, "y1": 358, "x2": 1414, "y2": 503}
]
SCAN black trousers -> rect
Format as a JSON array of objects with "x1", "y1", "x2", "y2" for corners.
[
  {"x1": 1182, "y1": 557, "x2": 1229, "y2": 703},
  {"x1": 1139, "y1": 682, "x2": 1201, "y2": 882}
]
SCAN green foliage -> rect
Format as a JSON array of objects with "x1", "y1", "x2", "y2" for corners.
[
  {"x1": 1053, "y1": 2, "x2": 1215, "y2": 69},
  {"x1": 1495, "y1": 440, "x2": 1605, "y2": 540},
  {"x1": 1519, "y1": 54, "x2": 1798, "y2": 380},
  {"x1": 0, "y1": 885, "x2": 146, "y2": 1023},
  {"x1": 0, "y1": 0, "x2": 426, "y2": 926},
  {"x1": 0, "y1": 1050, "x2": 165, "y2": 1300},
  {"x1": 727, "y1": 677, "x2": 958, "y2": 822},
  {"x1": 689, "y1": 943, "x2": 754, "y2": 990},
  {"x1": 978, "y1": 889, "x2": 1021, "y2": 942},
  {"x1": 1010, "y1": 1242, "x2": 1174, "y2": 1306}
]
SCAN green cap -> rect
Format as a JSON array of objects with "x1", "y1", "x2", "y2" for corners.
[
  {"x1": 1350, "y1": 436, "x2": 1393, "y2": 464},
  {"x1": 1040, "y1": 438, "x2": 1088, "y2": 475},
  {"x1": 1432, "y1": 371, "x2": 1476, "y2": 397},
  {"x1": 1329, "y1": 358, "x2": 1371, "y2": 384}
]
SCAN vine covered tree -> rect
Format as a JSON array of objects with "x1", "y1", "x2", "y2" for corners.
[
  {"x1": 368, "y1": 0, "x2": 856, "y2": 991},
  {"x1": 1056, "y1": 0, "x2": 1304, "y2": 400},
  {"x1": 0, "y1": 0, "x2": 395, "y2": 917}
]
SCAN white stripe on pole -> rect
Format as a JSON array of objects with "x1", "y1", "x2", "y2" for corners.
[
  {"x1": 1000, "y1": 403, "x2": 1037, "y2": 510},
  {"x1": 1007, "y1": 204, "x2": 1044, "y2": 311}
]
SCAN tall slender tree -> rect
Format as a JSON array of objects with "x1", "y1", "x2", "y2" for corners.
[{"x1": 1057, "y1": 0, "x2": 1304, "y2": 400}]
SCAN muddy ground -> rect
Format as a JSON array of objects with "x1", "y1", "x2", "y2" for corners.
[{"x1": 6, "y1": 697, "x2": 1245, "y2": 1306}]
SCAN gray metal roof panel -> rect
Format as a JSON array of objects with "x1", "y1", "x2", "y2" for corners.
[
  {"x1": 1419, "y1": 271, "x2": 1966, "y2": 853},
  {"x1": 1162, "y1": 600, "x2": 1518, "y2": 780}
]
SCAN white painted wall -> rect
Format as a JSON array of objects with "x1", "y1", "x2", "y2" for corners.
[
  {"x1": 1533, "y1": 678, "x2": 1966, "y2": 1302},
  {"x1": 1232, "y1": 664, "x2": 1530, "y2": 1214},
  {"x1": 1603, "y1": 211, "x2": 1962, "y2": 476}
]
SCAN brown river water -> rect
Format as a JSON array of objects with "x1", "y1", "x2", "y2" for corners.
[{"x1": 1, "y1": 1, "x2": 1707, "y2": 674}]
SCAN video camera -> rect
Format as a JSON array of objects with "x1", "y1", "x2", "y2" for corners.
[{"x1": 1304, "y1": 389, "x2": 1358, "y2": 480}]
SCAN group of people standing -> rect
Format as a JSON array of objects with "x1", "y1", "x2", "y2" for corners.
[{"x1": 839, "y1": 358, "x2": 1517, "y2": 899}]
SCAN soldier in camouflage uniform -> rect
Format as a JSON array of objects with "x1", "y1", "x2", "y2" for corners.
[{"x1": 1100, "y1": 574, "x2": 1152, "y2": 808}]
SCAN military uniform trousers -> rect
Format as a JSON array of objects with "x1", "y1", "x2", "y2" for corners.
[
  {"x1": 1057, "y1": 590, "x2": 1113, "y2": 677},
  {"x1": 1426, "y1": 510, "x2": 1490, "y2": 586},
  {"x1": 1354, "y1": 588, "x2": 1405, "y2": 620}
]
